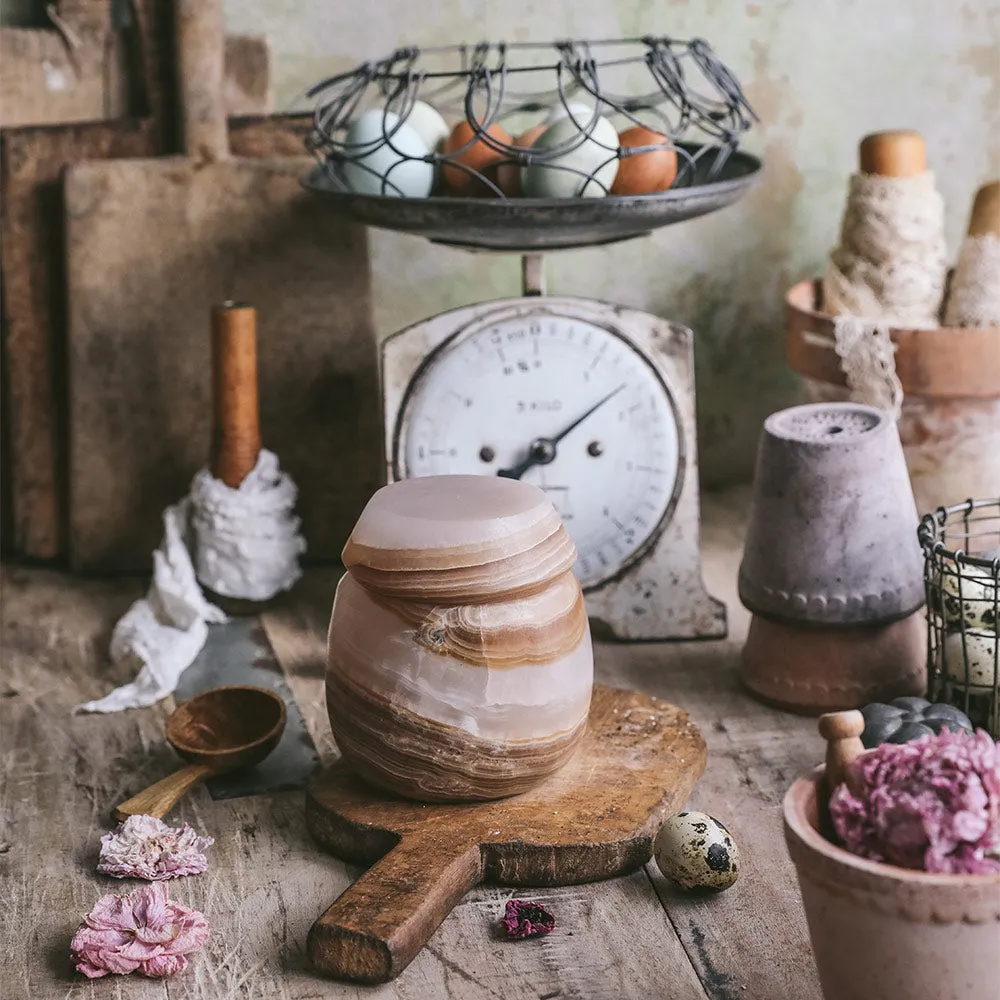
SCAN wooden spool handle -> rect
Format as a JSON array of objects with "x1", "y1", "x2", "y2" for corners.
[
  {"x1": 175, "y1": 0, "x2": 229, "y2": 162},
  {"x1": 859, "y1": 130, "x2": 926, "y2": 177},
  {"x1": 307, "y1": 832, "x2": 483, "y2": 983},
  {"x1": 211, "y1": 302, "x2": 261, "y2": 488},
  {"x1": 818, "y1": 710, "x2": 866, "y2": 798},
  {"x1": 113, "y1": 763, "x2": 214, "y2": 823},
  {"x1": 967, "y1": 180, "x2": 1000, "y2": 238}
]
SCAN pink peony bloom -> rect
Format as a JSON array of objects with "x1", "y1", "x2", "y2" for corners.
[
  {"x1": 71, "y1": 882, "x2": 209, "y2": 978},
  {"x1": 98, "y1": 814, "x2": 213, "y2": 880},
  {"x1": 830, "y1": 728, "x2": 1000, "y2": 875}
]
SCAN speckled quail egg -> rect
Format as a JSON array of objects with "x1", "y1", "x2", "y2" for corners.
[
  {"x1": 939, "y1": 559, "x2": 998, "y2": 631},
  {"x1": 653, "y1": 811, "x2": 740, "y2": 892},
  {"x1": 944, "y1": 629, "x2": 999, "y2": 690},
  {"x1": 341, "y1": 109, "x2": 433, "y2": 198}
]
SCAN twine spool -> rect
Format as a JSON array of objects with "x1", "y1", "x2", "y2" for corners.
[
  {"x1": 944, "y1": 181, "x2": 1000, "y2": 328},
  {"x1": 822, "y1": 131, "x2": 948, "y2": 418}
]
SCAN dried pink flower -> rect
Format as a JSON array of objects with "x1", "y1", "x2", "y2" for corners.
[
  {"x1": 830, "y1": 727, "x2": 1000, "y2": 874},
  {"x1": 98, "y1": 814, "x2": 213, "y2": 880},
  {"x1": 500, "y1": 899, "x2": 556, "y2": 939},
  {"x1": 71, "y1": 882, "x2": 209, "y2": 978}
]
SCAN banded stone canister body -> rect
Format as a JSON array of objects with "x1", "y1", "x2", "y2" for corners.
[{"x1": 326, "y1": 474, "x2": 594, "y2": 802}]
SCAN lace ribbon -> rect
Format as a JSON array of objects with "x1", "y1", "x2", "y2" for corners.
[
  {"x1": 822, "y1": 170, "x2": 948, "y2": 418},
  {"x1": 944, "y1": 233, "x2": 1000, "y2": 328}
]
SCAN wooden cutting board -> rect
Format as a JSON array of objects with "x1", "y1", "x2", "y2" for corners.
[
  {"x1": 305, "y1": 684, "x2": 707, "y2": 983},
  {"x1": 1, "y1": 0, "x2": 294, "y2": 563},
  {"x1": 62, "y1": 0, "x2": 379, "y2": 573}
]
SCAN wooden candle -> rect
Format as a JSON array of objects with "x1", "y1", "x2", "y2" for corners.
[
  {"x1": 858, "y1": 129, "x2": 927, "y2": 177},
  {"x1": 211, "y1": 301, "x2": 261, "y2": 488}
]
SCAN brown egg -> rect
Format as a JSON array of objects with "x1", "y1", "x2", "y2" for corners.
[
  {"x1": 610, "y1": 126, "x2": 678, "y2": 196},
  {"x1": 492, "y1": 125, "x2": 548, "y2": 198},
  {"x1": 443, "y1": 120, "x2": 513, "y2": 195}
]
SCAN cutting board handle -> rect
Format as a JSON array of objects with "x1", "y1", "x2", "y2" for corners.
[
  {"x1": 175, "y1": 0, "x2": 229, "y2": 162},
  {"x1": 307, "y1": 831, "x2": 483, "y2": 983}
]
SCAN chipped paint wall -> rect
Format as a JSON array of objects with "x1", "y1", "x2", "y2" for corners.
[{"x1": 232, "y1": 1, "x2": 999, "y2": 485}]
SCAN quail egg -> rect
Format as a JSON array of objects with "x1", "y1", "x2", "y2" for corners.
[
  {"x1": 939, "y1": 559, "x2": 998, "y2": 631},
  {"x1": 944, "y1": 629, "x2": 999, "y2": 690},
  {"x1": 653, "y1": 811, "x2": 740, "y2": 892}
]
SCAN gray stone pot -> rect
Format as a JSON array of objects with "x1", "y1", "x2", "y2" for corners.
[{"x1": 739, "y1": 403, "x2": 924, "y2": 627}]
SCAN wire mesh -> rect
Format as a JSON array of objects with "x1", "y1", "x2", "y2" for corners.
[
  {"x1": 919, "y1": 498, "x2": 1000, "y2": 737},
  {"x1": 306, "y1": 36, "x2": 757, "y2": 200}
]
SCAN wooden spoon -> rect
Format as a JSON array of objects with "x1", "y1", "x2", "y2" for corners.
[{"x1": 113, "y1": 685, "x2": 286, "y2": 822}]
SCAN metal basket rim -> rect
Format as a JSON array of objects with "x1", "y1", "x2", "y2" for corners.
[{"x1": 919, "y1": 498, "x2": 1000, "y2": 572}]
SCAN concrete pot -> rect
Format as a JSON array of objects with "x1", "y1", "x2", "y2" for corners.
[
  {"x1": 739, "y1": 402, "x2": 924, "y2": 627},
  {"x1": 741, "y1": 612, "x2": 926, "y2": 714},
  {"x1": 783, "y1": 772, "x2": 1000, "y2": 1000},
  {"x1": 786, "y1": 279, "x2": 1000, "y2": 515}
]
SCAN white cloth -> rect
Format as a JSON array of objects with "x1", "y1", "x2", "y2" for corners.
[
  {"x1": 822, "y1": 170, "x2": 948, "y2": 420},
  {"x1": 77, "y1": 450, "x2": 305, "y2": 713},
  {"x1": 944, "y1": 233, "x2": 1000, "y2": 328}
]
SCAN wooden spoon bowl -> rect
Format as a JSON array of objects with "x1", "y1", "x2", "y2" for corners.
[{"x1": 113, "y1": 685, "x2": 286, "y2": 823}]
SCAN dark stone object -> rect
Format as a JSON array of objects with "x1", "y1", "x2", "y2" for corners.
[{"x1": 860, "y1": 699, "x2": 974, "y2": 748}]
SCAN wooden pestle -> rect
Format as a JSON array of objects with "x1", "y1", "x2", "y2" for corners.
[
  {"x1": 967, "y1": 180, "x2": 1000, "y2": 238},
  {"x1": 211, "y1": 301, "x2": 261, "y2": 488},
  {"x1": 859, "y1": 129, "x2": 926, "y2": 178},
  {"x1": 818, "y1": 710, "x2": 866, "y2": 799}
]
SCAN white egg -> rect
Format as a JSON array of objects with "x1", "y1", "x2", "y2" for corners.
[
  {"x1": 341, "y1": 109, "x2": 433, "y2": 198},
  {"x1": 401, "y1": 101, "x2": 450, "y2": 154},
  {"x1": 944, "y1": 629, "x2": 999, "y2": 690},
  {"x1": 940, "y1": 560, "x2": 998, "y2": 631},
  {"x1": 521, "y1": 115, "x2": 619, "y2": 198},
  {"x1": 654, "y1": 811, "x2": 740, "y2": 892},
  {"x1": 544, "y1": 100, "x2": 596, "y2": 126}
]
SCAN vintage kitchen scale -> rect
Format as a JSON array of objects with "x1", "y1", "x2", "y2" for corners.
[{"x1": 304, "y1": 37, "x2": 761, "y2": 641}]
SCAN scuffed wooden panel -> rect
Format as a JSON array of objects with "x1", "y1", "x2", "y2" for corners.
[{"x1": 65, "y1": 156, "x2": 377, "y2": 573}]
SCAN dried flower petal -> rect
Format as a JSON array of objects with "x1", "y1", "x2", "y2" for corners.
[
  {"x1": 98, "y1": 814, "x2": 213, "y2": 881},
  {"x1": 830, "y1": 728, "x2": 1000, "y2": 874},
  {"x1": 71, "y1": 882, "x2": 209, "y2": 978},
  {"x1": 501, "y1": 899, "x2": 555, "y2": 939}
]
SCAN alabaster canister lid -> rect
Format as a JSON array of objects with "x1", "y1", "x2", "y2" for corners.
[
  {"x1": 342, "y1": 475, "x2": 577, "y2": 603},
  {"x1": 738, "y1": 403, "x2": 925, "y2": 626}
]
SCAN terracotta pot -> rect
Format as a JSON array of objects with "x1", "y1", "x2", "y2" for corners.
[
  {"x1": 783, "y1": 771, "x2": 1000, "y2": 1000},
  {"x1": 785, "y1": 279, "x2": 1000, "y2": 516},
  {"x1": 741, "y1": 612, "x2": 926, "y2": 714},
  {"x1": 739, "y1": 402, "x2": 924, "y2": 627}
]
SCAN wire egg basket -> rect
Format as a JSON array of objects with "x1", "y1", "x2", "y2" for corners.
[
  {"x1": 302, "y1": 36, "x2": 762, "y2": 251},
  {"x1": 920, "y1": 498, "x2": 1000, "y2": 737}
]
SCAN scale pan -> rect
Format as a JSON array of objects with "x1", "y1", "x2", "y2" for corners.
[{"x1": 302, "y1": 146, "x2": 762, "y2": 253}]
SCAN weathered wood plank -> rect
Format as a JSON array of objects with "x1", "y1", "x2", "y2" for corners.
[{"x1": 0, "y1": 560, "x2": 707, "y2": 999}]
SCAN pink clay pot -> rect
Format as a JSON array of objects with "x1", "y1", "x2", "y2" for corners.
[{"x1": 783, "y1": 771, "x2": 1000, "y2": 1000}]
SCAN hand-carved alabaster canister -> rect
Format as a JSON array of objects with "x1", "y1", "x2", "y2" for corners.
[{"x1": 327, "y1": 475, "x2": 594, "y2": 802}]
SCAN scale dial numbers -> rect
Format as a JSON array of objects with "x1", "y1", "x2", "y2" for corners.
[{"x1": 397, "y1": 311, "x2": 682, "y2": 590}]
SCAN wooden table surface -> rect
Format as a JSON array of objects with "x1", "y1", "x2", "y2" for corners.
[{"x1": 0, "y1": 488, "x2": 824, "y2": 1000}]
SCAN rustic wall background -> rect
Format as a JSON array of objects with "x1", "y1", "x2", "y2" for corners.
[
  {"x1": 4, "y1": 0, "x2": 997, "y2": 485},
  {"x1": 222, "y1": 0, "x2": 999, "y2": 485}
]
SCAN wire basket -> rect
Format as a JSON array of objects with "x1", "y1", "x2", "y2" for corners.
[
  {"x1": 306, "y1": 36, "x2": 756, "y2": 201},
  {"x1": 919, "y1": 498, "x2": 1000, "y2": 736}
]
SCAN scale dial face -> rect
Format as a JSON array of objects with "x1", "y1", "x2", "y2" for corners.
[{"x1": 395, "y1": 308, "x2": 683, "y2": 590}]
